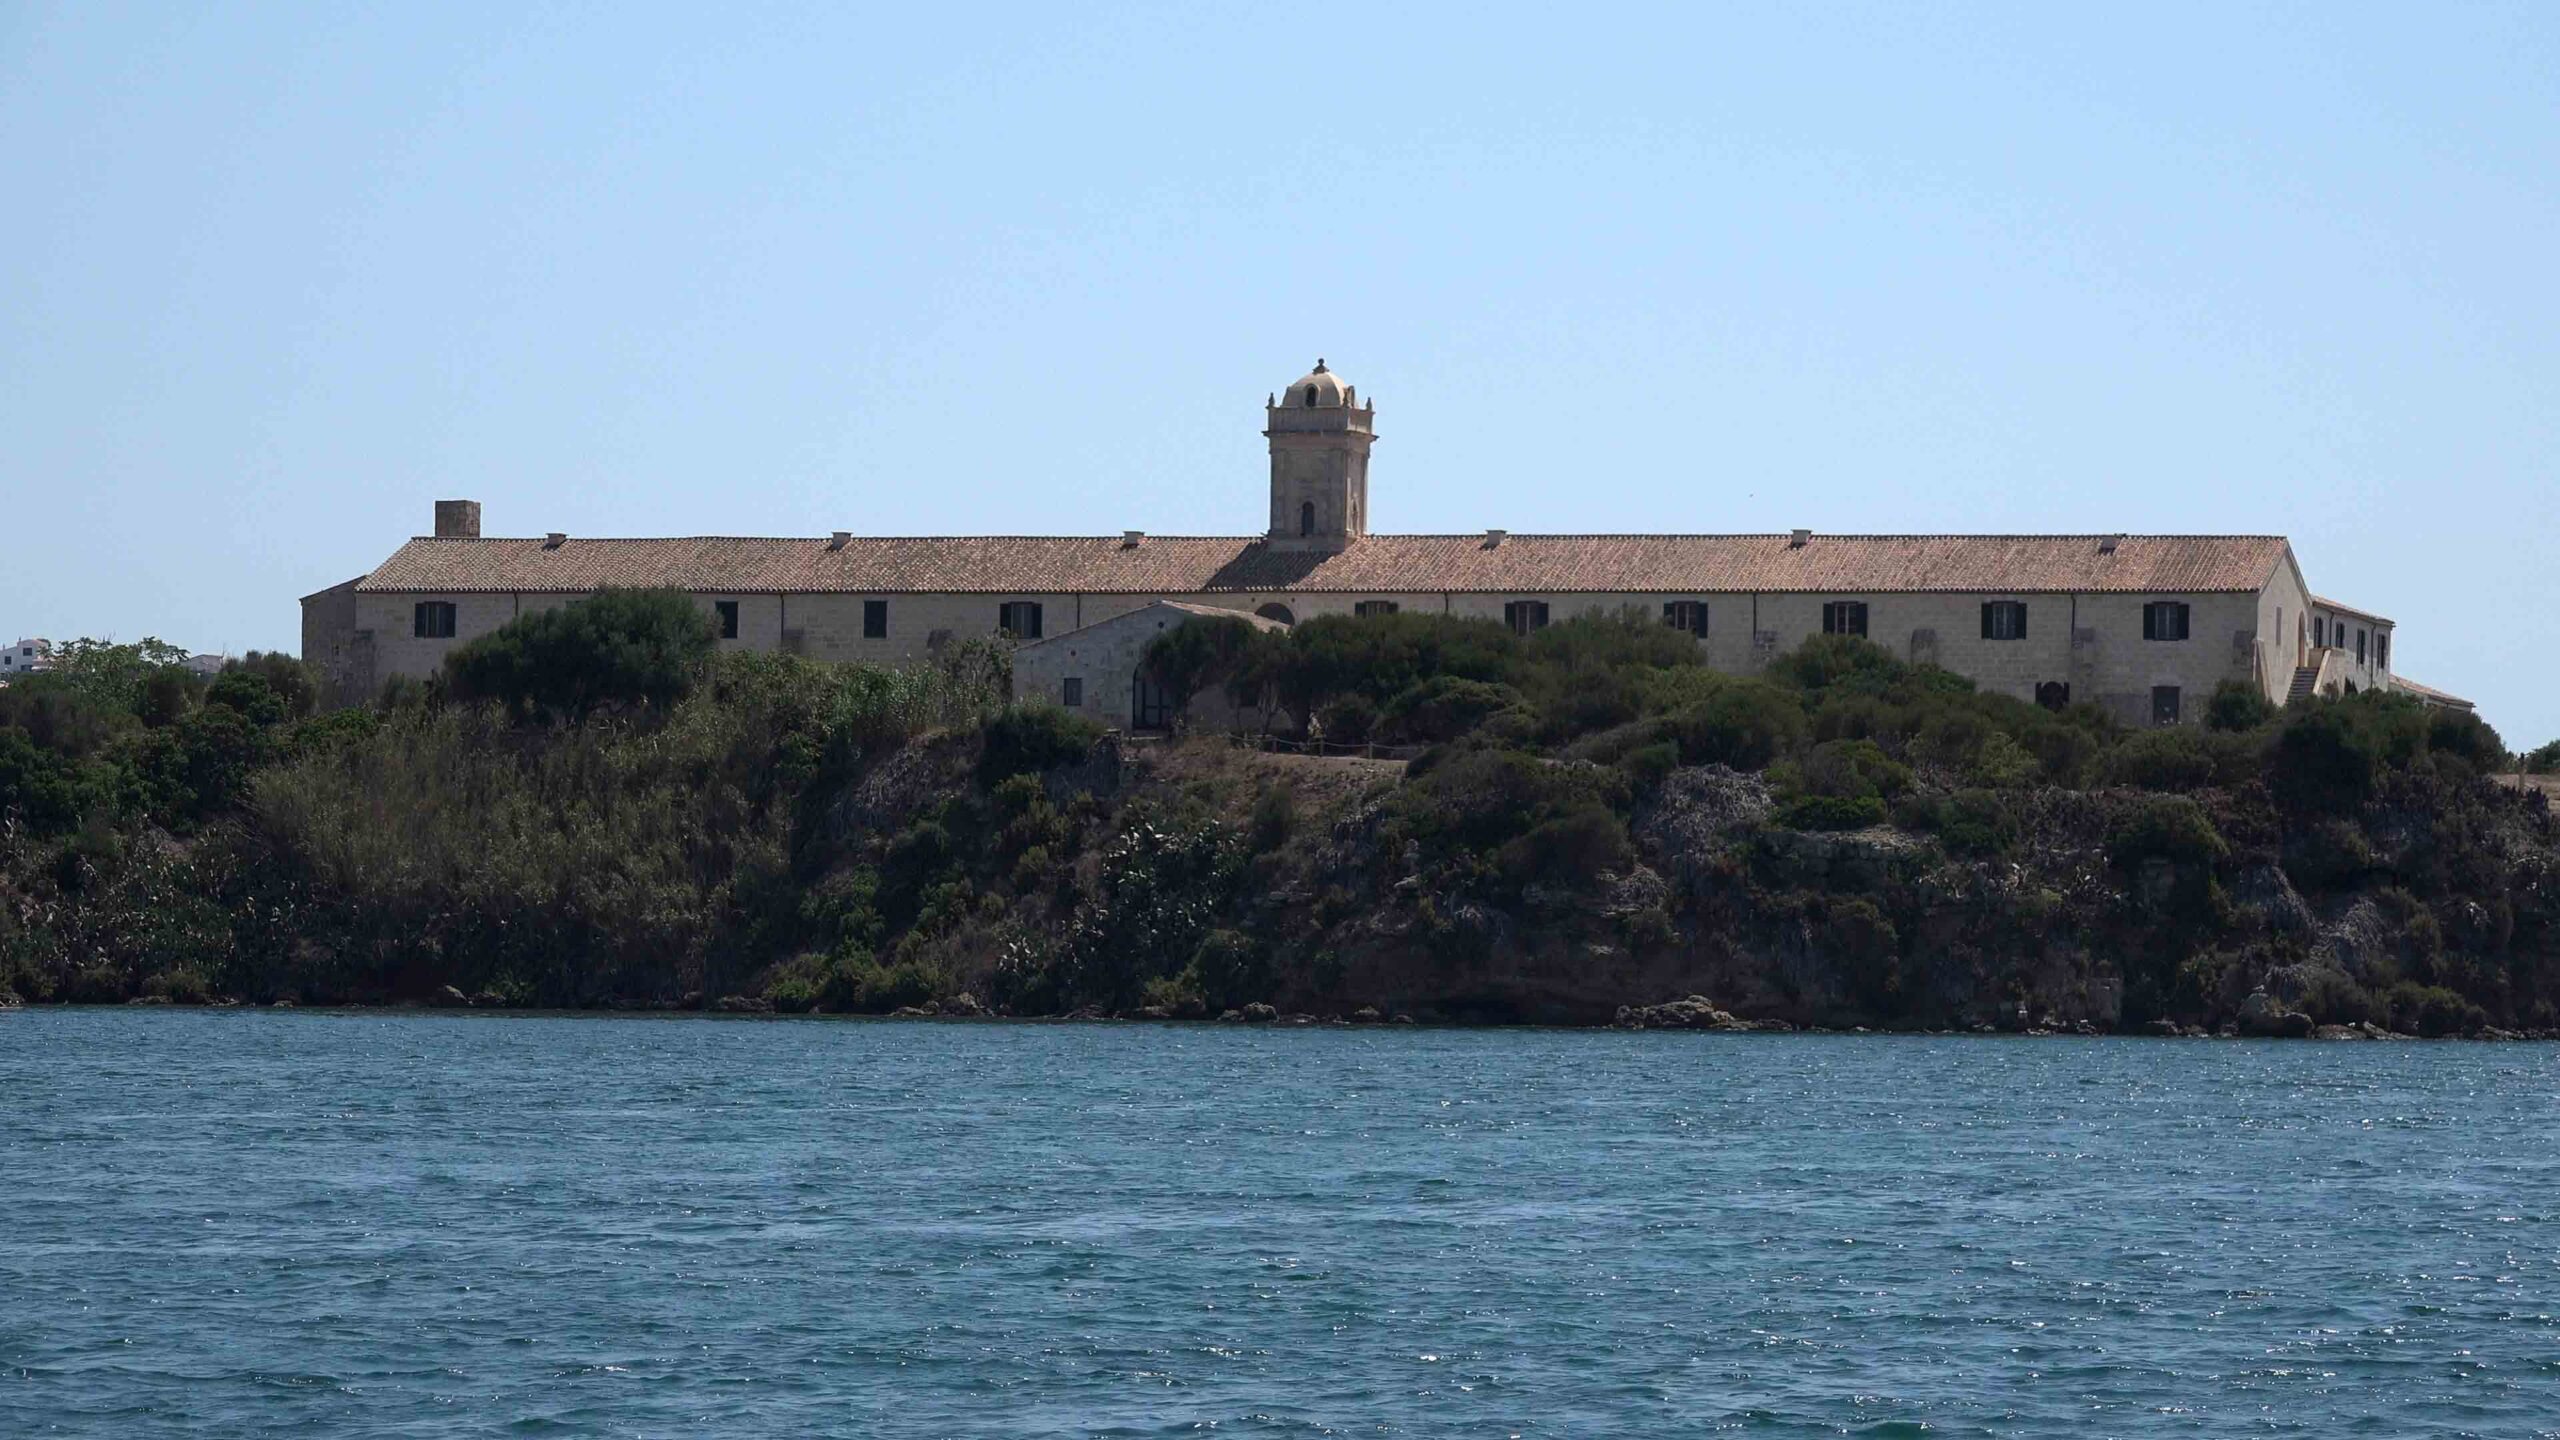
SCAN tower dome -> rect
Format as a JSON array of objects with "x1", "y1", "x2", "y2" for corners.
[{"x1": 1283, "y1": 358, "x2": 1354, "y2": 409}]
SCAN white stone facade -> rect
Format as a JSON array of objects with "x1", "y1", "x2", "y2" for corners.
[
  {"x1": 302, "y1": 359, "x2": 2424, "y2": 727},
  {"x1": 1010, "y1": 601, "x2": 1288, "y2": 730}
]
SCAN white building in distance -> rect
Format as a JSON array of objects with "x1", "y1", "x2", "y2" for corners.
[{"x1": 303, "y1": 359, "x2": 2465, "y2": 725}]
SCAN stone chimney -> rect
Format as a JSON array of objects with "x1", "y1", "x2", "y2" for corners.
[
  {"x1": 1790, "y1": 528, "x2": 1811, "y2": 548},
  {"x1": 1484, "y1": 528, "x2": 1508, "y2": 549},
  {"x1": 543, "y1": 532, "x2": 567, "y2": 550},
  {"x1": 829, "y1": 531, "x2": 851, "y2": 551},
  {"x1": 434, "y1": 500, "x2": 482, "y2": 539},
  {"x1": 1123, "y1": 530, "x2": 1146, "y2": 548}
]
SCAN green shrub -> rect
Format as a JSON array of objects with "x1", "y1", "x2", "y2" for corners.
[
  {"x1": 1796, "y1": 738, "x2": 1911, "y2": 801},
  {"x1": 814, "y1": 654, "x2": 1004, "y2": 753},
  {"x1": 1382, "y1": 676, "x2": 1526, "y2": 744},
  {"x1": 446, "y1": 588, "x2": 716, "y2": 720},
  {"x1": 1498, "y1": 808, "x2": 1633, "y2": 887},
  {"x1": 1040, "y1": 816, "x2": 1245, "y2": 1008},
  {"x1": 1187, "y1": 928, "x2": 1265, "y2": 1012},
  {"x1": 1139, "y1": 968, "x2": 1205, "y2": 1015},
  {"x1": 204, "y1": 668, "x2": 289, "y2": 726},
  {"x1": 2525, "y1": 740, "x2": 2560, "y2": 775},
  {"x1": 2386, "y1": 981, "x2": 2486, "y2": 1037},
  {"x1": 1772, "y1": 793, "x2": 1888, "y2": 831},
  {"x1": 1275, "y1": 613, "x2": 1519, "y2": 717},
  {"x1": 1965, "y1": 731, "x2": 2040, "y2": 789},
  {"x1": 1393, "y1": 749, "x2": 1623, "y2": 853},
  {"x1": 2104, "y1": 795, "x2": 2228, "y2": 868},
  {"x1": 1247, "y1": 784, "x2": 1296, "y2": 852},
  {"x1": 1823, "y1": 896, "x2": 1902, "y2": 1014},
  {"x1": 2302, "y1": 971, "x2": 2380, "y2": 1027},
  {"x1": 1673, "y1": 682, "x2": 1806, "y2": 770},
  {"x1": 1315, "y1": 694, "x2": 1379, "y2": 745},
  {"x1": 2270, "y1": 701, "x2": 2383, "y2": 814},
  {"x1": 978, "y1": 704, "x2": 1101, "y2": 783},
  {"x1": 1809, "y1": 693, "x2": 1892, "y2": 744},
  {"x1": 1764, "y1": 634, "x2": 1912, "y2": 697},
  {"x1": 2426, "y1": 708, "x2": 2506, "y2": 774},
  {"x1": 0, "y1": 730, "x2": 91, "y2": 836},
  {"x1": 139, "y1": 966, "x2": 215, "y2": 1005},
  {"x1": 1904, "y1": 788, "x2": 2019, "y2": 856},
  {"x1": 994, "y1": 776, "x2": 1068, "y2": 861},
  {"x1": 2204, "y1": 680, "x2": 2275, "y2": 732},
  {"x1": 1139, "y1": 615, "x2": 1263, "y2": 718},
  {"x1": 2101, "y1": 727, "x2": 2255, "y2": 792},
  {"x1": 2021, "y1": 711, "x2": 2110, "y2": 787},
  {"x1": 1521, "y1": 608, "x2": 1706, "y2": 674},
  {"x1": 1620, "y1": 740, "x2": 1680, "y2": 790}
]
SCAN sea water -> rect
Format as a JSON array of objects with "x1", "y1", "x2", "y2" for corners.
[{"x1": 2, "y1": 1010, "x2": 2555, "y2": 1436}]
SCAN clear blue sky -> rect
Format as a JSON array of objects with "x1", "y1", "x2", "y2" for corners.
[{"x1": 3, "y1": 4, "x2": 2554, "y2": 740}]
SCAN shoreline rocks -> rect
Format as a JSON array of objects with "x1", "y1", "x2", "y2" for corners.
[{"x1": 1613, "y1": 996, "x2": 1754, "y2": 1032}]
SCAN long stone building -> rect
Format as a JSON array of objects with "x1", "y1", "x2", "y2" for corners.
[{"x1": 303, "y1": 359, "x2": 2464, "y2": 725}]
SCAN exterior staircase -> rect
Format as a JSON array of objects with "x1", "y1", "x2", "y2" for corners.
[{"x1": 2287, "y1": 664, "x2": 2320, "y2": 707}]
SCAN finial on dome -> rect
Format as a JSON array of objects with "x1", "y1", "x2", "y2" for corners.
[{"x1": 1313, "y1": 357, "x2": 1328, "y2": 373}]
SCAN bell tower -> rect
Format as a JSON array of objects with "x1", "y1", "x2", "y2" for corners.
[{"x1": 1265, "y1": 359, "x2": 1375, "y2": 552}]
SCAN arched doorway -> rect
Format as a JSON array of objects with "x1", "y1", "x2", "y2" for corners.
[
  {"x1": 1255, "y1": 603, "x2": 1295, "y2": 626},
  {"x1": 2034, "y1": 681, "x2": 2071, "y2": 712}
]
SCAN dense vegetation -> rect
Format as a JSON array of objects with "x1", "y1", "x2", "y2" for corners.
[{"x1": 3, "y1": 594, "x2": 2554, "y2": 1036}]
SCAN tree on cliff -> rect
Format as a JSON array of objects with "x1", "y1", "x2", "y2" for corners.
[{"x1": 445, "y1": 588, "x2": 716, "y2": 721}]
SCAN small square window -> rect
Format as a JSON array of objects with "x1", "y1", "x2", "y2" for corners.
[
  {"x1": 1822, "y1": 601, "x2": 1868, "y2": 637},
  {"x1": 1980, "y1": 601, "x2": 2027, "y2": 641},
  {"x1": 1062, "y1": 677, "x2": 1083, "y2": 707},
  {"x1": 999, "y1": 601, "x2": 1044, "y2": 639},
  {"x1": 714, "y1": 600, "x2": 739, "y2": 640},
  {"x1": 1503, "y1": 600, "x2": 1549, "y2": 636},
  {"x1": 413, "y1": 601, "x2": 457, "y2": 639},
  {"x1": 863, "y1": 600, "x2": 888, "y2": 639},
  {"x1": 1662, "y1": 600, "x2": 1708, "y2": 636},
  {"x1": 2143, "y1": 601, "x2": 2191, "y2": 642}
]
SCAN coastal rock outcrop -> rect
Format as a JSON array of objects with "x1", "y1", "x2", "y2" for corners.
[
  {"x1": 1614, "y1": 995, "x2": 1751, "y2": 1031},
  {"x1": 2238, "y1": 990, "x2": 2315, "y2": 1039}
]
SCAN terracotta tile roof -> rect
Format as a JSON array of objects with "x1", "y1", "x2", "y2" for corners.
[
  {"x1": 352, "y1": 532, "x2": 2292, "y2": 597},
  {"x1": 2311, "y1": 594, "x2": 2395, "y2": 625},
  {"x1": 2389, "y1": 676, "x2": 2474, "y2": 710}
]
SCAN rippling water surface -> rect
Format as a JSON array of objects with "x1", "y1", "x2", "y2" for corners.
[{"x1": 3, "y1": 1011, "x2": 2557, "y2": 1436}]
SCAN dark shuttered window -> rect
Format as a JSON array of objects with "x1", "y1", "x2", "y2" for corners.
[
  {"x1": 714, "y1": 600, "x2": 739, "y2": 639},
  {"x1": 1662, "y1": 600, "x2": 1708, "y2": 636},
  {"x1": 863, "y1": 600, "x2": 888, "y2": 639},
  {"x1": 1981, "y1": 601, "x2": 2027, "y2": 641},
  {"x1": 2142, "y1": 601, "x2": 2192, "y2": 642},
  {"x1": 413, "y1": 602, "x2": 457, "y2": 639},
  {"x1": 1503, "y1": 600, "x2": 1550, "y2": 636},
  {"x1": 1821, "y1": 601, "x2": 1868, "y2": 637},
  {"x1": 998, "y1": 601, "x2": 1044, "y2": 639}
]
